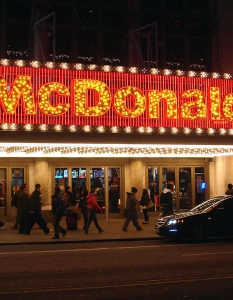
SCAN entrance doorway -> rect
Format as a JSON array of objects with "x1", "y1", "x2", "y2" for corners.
[{"x1": 148, "y1": 165, "x2": 206, "y2": 212}]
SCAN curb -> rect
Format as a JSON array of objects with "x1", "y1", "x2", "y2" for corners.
[{"x1": 0, "y1": 236, "x2": 162, "y2": 246}]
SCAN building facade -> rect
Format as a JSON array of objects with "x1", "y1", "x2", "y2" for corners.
[
  {"x1": 1, "y1": 0, "x2": 233, "y2": 221},
  {"x1": 0, "y1": 61, "x2": 233, "y2": 220}
]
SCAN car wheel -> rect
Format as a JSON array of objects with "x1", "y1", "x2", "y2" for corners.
[{"x1": 190, "y1": 225, "x2": 207, "y2": 242}]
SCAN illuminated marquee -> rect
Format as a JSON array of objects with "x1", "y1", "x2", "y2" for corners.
[{"x1": 0, "y1": 65, "x2": 233, "y2": 128}]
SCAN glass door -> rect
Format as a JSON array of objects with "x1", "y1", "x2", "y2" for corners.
[
  {"x1": 71, "y1": 168, "x2": 87, "y2": 196},
  {"x1": 178, "y1": 167, "x2": 192, "y2": 210},
  {"x1": 148, "y1": 165, "x2": 206, "y2": 212},
  {"x1": 54, "y1": 168, "x2": 68, "y2": 194},
  {"x1": 108, "y1": 167, "x2": 120, "y2": 214}
]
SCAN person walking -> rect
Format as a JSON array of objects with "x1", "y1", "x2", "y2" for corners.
[
  {"x1": 64, "y1": 186, "x2": 78, "y2": 230},
  {"x1": 140, "y1": 188, "x2": 150, "y2": 224},
  {"x1": 10, "y1": 185, "x2": 20, "y2": 229},
  {"x1": 51, "y1": 187, "x2": 67, "y2": 239},
  {"x1": 17, "y1": 183, "x2": 30, "y2": 234},
  {"x1": 122, "y1": 187, "x2": 142, "y2": 232},
  {"x1": 160, "y1": 183, "x2": 173, "y2": 217},
  {"x1": 25, "y1": 184, "x2": 52, "y2": 235},
  {"x1": 78, "y1": 185, "x2": 88, "y2": 230},
  {"x1": 84, "y1": 188, "x2": 104, "y2": 234}
]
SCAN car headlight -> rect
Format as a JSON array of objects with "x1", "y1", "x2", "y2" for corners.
[{"x1": 167, "y1": 219, "x2": 177, "y2": 225}]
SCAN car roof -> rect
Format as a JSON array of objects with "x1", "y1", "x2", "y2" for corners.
[{"x1": 190, "y1": 195, "x2": 233, "y2": 213}]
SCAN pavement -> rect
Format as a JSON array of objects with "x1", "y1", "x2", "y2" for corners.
[{"x1": 0, "y1": 213, "x2": 162, "y2": 245}]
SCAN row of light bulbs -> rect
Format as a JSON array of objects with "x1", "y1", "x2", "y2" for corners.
[
  {"x1": 1, "y1": 123, "x2": 233, "y2": 135},
  {"x1": 5, "y1": 145, "x2": 233, "y2": 156},
  {"x1": 0, "y1": 59, "x2": 232, "y2": 79}
]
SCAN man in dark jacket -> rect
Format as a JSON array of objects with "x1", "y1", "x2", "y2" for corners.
[
  {"x1": 122, "y1": 187, "x2": 142, "y2": 232},
  {"x1": 17, "y1": 183, "x2": 30, "y2": 234},
  {"x1": 51, "y1": 187, "x2": 67, "y2": 239},
  {"x1": 160, "y1": 183, "x2": 173, "y2": 217},
  {"x1": 25, "y1": 184, "x2": 52, "y2": 235}
]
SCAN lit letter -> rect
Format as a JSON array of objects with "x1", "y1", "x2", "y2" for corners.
[
  {"x1": 38, "y1": 82, "x2": 70, "y2": 115},
  {"x1": 0, "y1": 75, "x2": 35, "y2": 114},
  {"x1": 223, "y1": 93, "x2": 233, "y2": 121},
  {"x1": 148, "y1": 90, "x2": 177, "y2": 119},
  {"x1": 114, "y1": 87, "x2": 145, "y2": 117},
  {"x1": 74, "y1": 80, "x2": 111, "y2": 116},
  {"x1": 181, "y1": 89, "x2": 206, "y2": 120},
  {"x1": 210, "y1": 87, "x2": 221, "y2": 120}
]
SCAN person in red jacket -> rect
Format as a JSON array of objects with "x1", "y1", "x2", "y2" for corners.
[{"x1": 84, "y1": 188, "x2": 104, "y2": 234}]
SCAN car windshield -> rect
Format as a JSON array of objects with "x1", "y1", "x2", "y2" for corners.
[{"x1": 190, "y1": 196, "x2": 227, "y2": 213}]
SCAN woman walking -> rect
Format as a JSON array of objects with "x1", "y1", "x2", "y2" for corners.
[
  {"x1": 84, "y1": 188, "x2": 104, "y2": 234},
  {"x1": 141, "y1": 189, "x2": 150, "y2": 224}
]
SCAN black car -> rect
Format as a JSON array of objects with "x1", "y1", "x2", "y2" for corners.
[{"x1": 156, "y1": 195, "x2": 233, "y2": 242}]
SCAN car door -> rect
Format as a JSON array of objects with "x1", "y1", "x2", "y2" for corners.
[{"x1": 210, "y1": 198, "x2": 233, "y2": 236}]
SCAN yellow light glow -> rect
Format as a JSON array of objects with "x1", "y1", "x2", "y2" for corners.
[
  {"x1": 74, "y1": 80, "x2": 111, "y2": 116},
  {"x1": 181, "y1": 90, "x2": 206, "y2": 120},
  {"x1": 148, "y1": 90, "x2": 178, "y2": 119},
  {"x1": 38, "y1": 82, "x2": 70, "y2": 115},
  {"x1": 0, "y1": 75, "x2": 36, "y2": 114},
  {"x1": 114, "y1": 87, "x2": 145, "y2": 118}
]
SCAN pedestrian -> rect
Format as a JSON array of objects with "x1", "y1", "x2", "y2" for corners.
[
  {"x1": 17, "y1": 183, "x2": 30, "y2": 234},
  {"x1": 95, "y1": 184, "x2": 104, "y2": 208},
  {"x1": 160, "y1": 183, "x2": 173, "y2": 217},
  {"x1": 0, "y1": 220, "x2": 5, "y2": 230},
  {"x1": 10, "y1": 185, "x2": 20, "y2": 229},
  {"x1": 140, "y1": 188, "x2": 150, "y2": 224},
  {"x1": 51, "y1": 187, "x2": 67, "y2": 239},
  {"x1": 78, "y1": 185, "x2": 88, "y2": 230},
  {"x1": 64, "y1": 186, "x2": 76, "y2": 207},
  {"x1": 64, "y1": 186, "x2": 78, "y2": 230},
  {"x1": 25, "y1": 184, "x2": 52, "y2": 235},
  {"x1": 84, "y1": 188, "x2": 104, "y2": 234},
  {"x1": 122, "y1": 187, "x2": 143, "y2": 232},
  {"x1": 225, "y1": 183, "x2": 233, "y2": 195}
]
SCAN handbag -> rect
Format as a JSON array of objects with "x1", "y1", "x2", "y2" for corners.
[
  {"x1": 147, "y1": 200, "x2": 155, "y2": 209},
  {"x1": 67, "y1": 206, "x2": 82, "y2": 220}
]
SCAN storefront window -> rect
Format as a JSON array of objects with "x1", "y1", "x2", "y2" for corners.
[
  {"x1": 71, "y1": 168, "x2": 87, "y2": 196},
  {"x1": 148, "y1": 167, "x2": 159, "y2": 210},
  {"x1": 90, "y1": 168, "x2": 105, "y2": 209},
  {"x1": 108, "y1": 168, "x2": 120, "y2": 213},
  {"x1": 55, "y1": 168, "x2": 68, "y2": 193},
  {"x1": 0, "y1": 169, "x2": 7, "y2": 208},
  {"x1": 11, "y1": 168, "x2": 24, "y2": 207}
]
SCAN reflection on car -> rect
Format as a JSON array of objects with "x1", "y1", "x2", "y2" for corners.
[{"x1": 156, "y1": 195, "x2": 233, "y2": 242}]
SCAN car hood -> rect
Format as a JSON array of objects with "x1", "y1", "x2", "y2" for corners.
[{"x1": 157, "y1": 211, "x2": 201, "y2": 226}]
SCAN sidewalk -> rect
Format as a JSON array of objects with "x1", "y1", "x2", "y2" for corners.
[{"x1": 0, "y1": 215, "x2": 162, "y2": 245}]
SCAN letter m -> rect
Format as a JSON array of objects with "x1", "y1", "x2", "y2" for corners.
[{"x1": 0, "y1": 75, "x2": 36, "y2": 114}]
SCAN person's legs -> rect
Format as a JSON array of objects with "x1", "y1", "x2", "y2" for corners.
[
  {"x1": 131, "y1": 211, "x2": 142, "y2": 230},
  {"x1": 53, "y1": 212, "x2": 62, "y2": 238},
  {"x1": 82, "y1": 208, "x2": 88, "y2": 230},
  {"x1": 122, "y1": 214, "x2": 132, "y2": 231},
  {"x1": 24, "y1": 213, "x2": 35, "y2": 235},
  {"x1": 36, "y1": 212, "x2": 50, "y2": 234},
  {"x1": 84, "y1": 209, "x2": 93, "y2": 234},
  {"x1": 92, "y1": 211, "x2": 103, "y2": 232},
  {"x1": 143, "y1": 209, "x2": 149, "y2": 222}
]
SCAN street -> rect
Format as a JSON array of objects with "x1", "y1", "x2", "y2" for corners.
[{"x1": 0, "y1": 238, "x2": 233, "y2": 299}]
